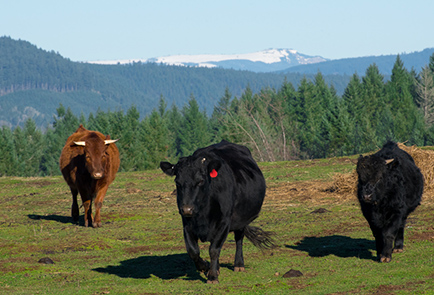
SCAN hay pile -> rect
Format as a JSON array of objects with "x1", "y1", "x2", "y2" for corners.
[
  {"x1": 332, "y1": 170, "x2": 357, "y2": 195},
  {"x1": 333, "y1": 143, "x2": 434, "y2": 198},
  {"x1": 397, "y1": 143, "x2": 434, "y2": 192}
]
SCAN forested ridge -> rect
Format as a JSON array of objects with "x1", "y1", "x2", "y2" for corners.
[
  {"x1": 1, "y1": 50, "x2": 434, "y2": 177},
  {"x1": 2, "y1": 36, "x2": 349, "y2": 128}
]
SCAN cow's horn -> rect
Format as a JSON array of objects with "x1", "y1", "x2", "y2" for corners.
[
  {"x1": 104, "y1": 139, "x2": 119, "y2": 145},
  {"x1": 74, "y1": 141, "x2": 86, "y2": 146},
  {"x1": 201, "y1": 157, "x2": 206, "y2": 163},
  {"x1": 385, "y1": 159, "x2": 394, "y2": 165}
]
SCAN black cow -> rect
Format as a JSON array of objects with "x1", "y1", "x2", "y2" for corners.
[
  {"x1": 160, "y1": 140, "x2": 275, "y2": 283},
  {"x1": 356, "y1": 141, "x2": 423, "y2": 262}
]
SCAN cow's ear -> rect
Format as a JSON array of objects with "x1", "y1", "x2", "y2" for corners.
[{"x1": 160, "y1": 161, "x2": 175, "y2": 176}]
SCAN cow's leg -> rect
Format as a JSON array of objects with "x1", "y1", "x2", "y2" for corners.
[
  {"x1": 93, "y1": 186, "x2": 108, "y2": 228},
  {"x1": 207, "y1": 226, "x2": 229, "y2": 284},
  {"x1": 380, "y1": 219, "x2": 401, "y2": 263},
  {"x1": 82, "y1": 199, "x2": 93, "y2": 228},
  {"x1": 370, "y1": 225, "x2": 383, "y2": 260},
  {"x1": 393, "y1": 218, "x2": 406, "y2": 253},
  {"x1": 71, "y1": 188, "x2": 79, "y2": 223},
  {"x1": 234, "y1": 229, "x2": 245, "y2": 272},
  {"x1": 183, "y1": 228, "x2": 209, "y2": 273}
]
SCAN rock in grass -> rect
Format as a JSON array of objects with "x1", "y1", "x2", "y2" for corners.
[
  {"x1": 310, "y1": 208, "x2": 330, "y2": 214},
  {"x1": 38, "y1": 257, "x2": 54, "y2": 264},
  {"x1": 283, "y1": 269, "x2": 303, "y2": 278}
]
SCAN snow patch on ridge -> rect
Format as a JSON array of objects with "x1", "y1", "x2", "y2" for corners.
[{"x1": 87, "y1": 48, "x2": 328, "y2": 72}]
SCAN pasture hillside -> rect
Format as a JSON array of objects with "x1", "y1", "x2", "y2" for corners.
[{"x1": 1, "y1": 156, "x2": 434, "y2": 294}]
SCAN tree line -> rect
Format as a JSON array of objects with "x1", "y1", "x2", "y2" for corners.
[{"x1": 1, "y1": 54, "x2": 434, "y2": 177}]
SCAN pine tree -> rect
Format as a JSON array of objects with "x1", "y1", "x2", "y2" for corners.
[
  {"x1": 166, "y1": 104, "x2": 183, "y2": 159},
  {"x1": 342, "y1": 74, "x2": 364, "y2": 154},
  {"x1": 295, "y1": 77, "x2": 324, "y2": 158},
  {"x1": 272, "y1": 79, "x2": 299, "y2": 160},
  {"x1": 118, "y1": 106, "x2": 141, "y2": 171},
  {"x1": 40, "y1": 127, "x2": 60, "y2": 176},
  {"x1": 22, "y1": 118, "x2": 43, "y2": 176},
  {"x1": 210, "y1": 87, "x2": 232, "y2": 142},
  {"x1": 13, "y1": 126, "x2": 26, "y2": 176},
  {"x1": 360, "y1": 64, "x2": 384, "y2": 150},
  {"x1": 386, "y1": 55, "x2": 422, "y2": 143},
  {"x1": 141, "y1": 109, "x2": 170, "y2": 169},
  {"x1": 0, "y1": 126, "x2": 18, "y2": 176},
  {"x1": 178, "y1": 94, "x2": 211, "y2": 157}
]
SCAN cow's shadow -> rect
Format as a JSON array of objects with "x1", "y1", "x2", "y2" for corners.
[
  {"x1": 286, "y1": 235, "x2": 376, "y2": 261},
  {"x1": 28, "y1": 214, "x2": 83, "y2": 225},
  {"x1": 93, "y1": 253, "x2": 205, "y2": 282}
]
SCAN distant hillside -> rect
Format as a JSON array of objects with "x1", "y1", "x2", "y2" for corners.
[
  {"x1": 3, "y1": 37, "x2": 431, "y2": 129},
  {"x1": 0, "y1": 37, "x2": 349, "y2": 129},
  {"x1": 282, "y1": 48, "x2": 434, "y2": 75}
]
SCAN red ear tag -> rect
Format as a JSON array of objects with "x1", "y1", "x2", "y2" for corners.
[{"x1": 210, "y1": 169, "x2": 218, "y2": 178}]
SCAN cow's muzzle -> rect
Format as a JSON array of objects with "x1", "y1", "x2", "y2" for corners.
[
  {"x1": 363, "y1": 194, "x2": 373, "y2": 203},
  {"x1": 92, "y1": 172, "x2": 104, "y2": 179},
  {"x1": 180, "y1": 205, "x2": 194, "y2": 217}
]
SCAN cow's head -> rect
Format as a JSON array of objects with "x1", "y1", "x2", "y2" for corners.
[
  {"x1": 74, "y1": 133, "x2": 118, "y2": 180},
  {"x1": 356, "y1": 155, "x2": 394, "y2": 203},
  {"x1": 160, "y1": 156, "x2": 221, "y2": 218}
]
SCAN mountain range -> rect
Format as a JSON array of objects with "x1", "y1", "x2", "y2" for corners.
[
  {"x1": 88, "y1": 48, "x2": 329, "y2": 73},
  {"x1": 88, "y1": 47, "x2": 434, "y2": 75}
]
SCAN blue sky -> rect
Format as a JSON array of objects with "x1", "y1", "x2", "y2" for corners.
[{"x1": 2, "y1": 0, "x2": 433, "y2": 62}]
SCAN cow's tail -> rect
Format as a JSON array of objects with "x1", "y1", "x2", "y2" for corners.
[{"x1": 245, "y1": 225, "x2": 277, "y2": 250}]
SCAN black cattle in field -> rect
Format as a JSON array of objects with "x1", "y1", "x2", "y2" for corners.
[
  {"x1": 356, "y1": 141, "x2": 423, "y2": 262},
  {"x1": 160, "y1": 140, "x2": 275, "y2": 283}
]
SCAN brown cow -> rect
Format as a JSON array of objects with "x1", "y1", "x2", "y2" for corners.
[{"x1": 59, "y1": 125, "x2": 120, "y2": 227}]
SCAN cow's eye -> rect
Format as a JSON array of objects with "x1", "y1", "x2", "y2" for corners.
[{"x1": 197, "y1": 179, "x2": 205, "y2": 187}]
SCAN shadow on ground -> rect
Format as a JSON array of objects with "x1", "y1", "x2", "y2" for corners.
[
  {"x1": 93, "y1": 253, "x2": 205, "y2": 282},
  {"x1": 286, "y1": 234, "x2": 376, "y2": 261},
  {"x1": 28, "y1": 214, "x2": 82, "y2": 225}
]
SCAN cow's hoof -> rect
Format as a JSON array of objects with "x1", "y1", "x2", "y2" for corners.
[
  {"x1": 207, "y1": 279, "x2": 219, "y2": 284},
  {"x1": 234, "y1": 267, "x2": 245, "y2": 272},
  {"x1": 393, "y1": 248, "x2": 403, "y2": 253},
  {"x1": 380, "y1": 256, "x2": 391, "y2": 263},
  {"x1": 93, "y1": 222, "x2": 102, "y2": 228}
]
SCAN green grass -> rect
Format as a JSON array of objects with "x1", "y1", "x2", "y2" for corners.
[{"x1": 1, "y1": 157, "x2": 434, "y2": 294}]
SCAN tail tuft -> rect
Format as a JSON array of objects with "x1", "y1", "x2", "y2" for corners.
[{"x1": 245, "y1": 226, "x2": 277, "y2": 250}]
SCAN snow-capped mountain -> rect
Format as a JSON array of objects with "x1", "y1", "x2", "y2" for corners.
[{"x1": 88, "y1": 49, "x2": 328, "y2": 73}]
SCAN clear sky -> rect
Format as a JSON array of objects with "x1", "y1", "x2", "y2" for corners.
[{"x1": 2, "y1": 0, "x2": 433, "y2": 62}]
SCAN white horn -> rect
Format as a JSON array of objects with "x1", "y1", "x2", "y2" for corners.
[
  {"x1": 385, "y1": 159, "x2": 394, "y2": 165},
  {"x1": 73, "y1": 141, "x2": 86, "y2": 146},
  {"x1": 104, "y1": 139, "x2": 119, "y2": 145},
  {"x1": 201, "y1": 157, "x2": 206, "y2": 164}
]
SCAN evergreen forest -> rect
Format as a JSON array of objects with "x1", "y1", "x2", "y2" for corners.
[{"x1": 1, "y1": 53, "x2": 434, "y2": 177}]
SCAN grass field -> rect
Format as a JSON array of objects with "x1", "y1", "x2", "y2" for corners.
[{"x1": 1, "y1": 157, "x2": 434, "y2": 294}]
